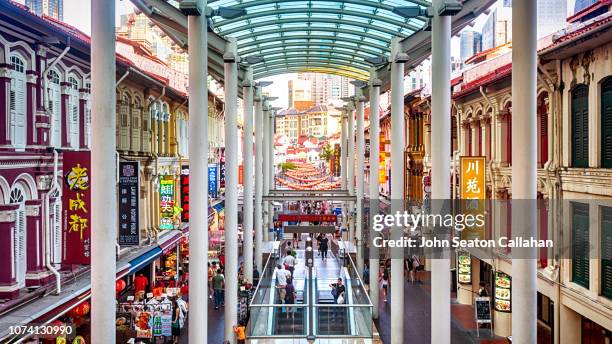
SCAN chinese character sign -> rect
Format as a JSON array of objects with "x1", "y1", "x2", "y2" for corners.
[
  {"x1": 460, "y1": 156, "x2": 486, "y2": 240},
  {"x1": 460, "y1": 157, "x2": 486, "y2": 200},
  {"x1": 208, "y1": 164, "x2": 218, "y2": 199},
  {"x1": 119, "y1": 161, "x2": 139, "y2": 246},
  {"x1": 159, "y1": 176, "x2": 175, "y2": 230},
  {"x1": 180, "y1": 166, "x2": 189, "y2": 223},
  {"x1": 62, "y1": 151, "x2": 92, "y2": 264}
]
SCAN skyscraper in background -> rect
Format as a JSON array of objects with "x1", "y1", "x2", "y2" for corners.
[
  {"x1": 574, "y1": 0, "x2": 598, "y2": 13},
  {"x1": 25, "y1": 0, "x2": 63, "y2": 20},
  {"x1": 460, "y1": 30, "x2": 482, "y2": 63},
  {"x1": 481, "y1": 0, "x2": 567, "y2": 50},
  {"x1": 298, "y1": 73, "x2": 354, "y2": 105}
]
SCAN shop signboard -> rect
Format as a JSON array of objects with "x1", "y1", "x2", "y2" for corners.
[
  {"x1": 460, "y1": 156, "x2": 486, "y2": 240},
  {"x1": 457, "y1": 251, "x2": 471, "y2": 284},
  {"x1": 219, "y1": 161, "x2": 226, "y2": 188},
  {"x1": 208, "y1": 164, "x2": 218, "y2": 199},
  {"x1": 494, "y1": 271, "x2": 512, "y2": 312},
  {"x1": 277, "y1": 214, "x2": 338, "y2": 222},
  {"x1": 62, "y1": 151, "x2": 92, "y2": 264},
  {"x1": 180, "y1": 166, "x2": 189, "y2": 223},
  {"x1": 118, "y1": 161, "x2": 139, "y2": 246},
  {"x1": 159, "y1": 176, "x2": 175, "y2": 230}
]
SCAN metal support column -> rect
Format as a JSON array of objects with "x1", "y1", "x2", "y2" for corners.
[
  {"x1": 186, "y1": 3, "x2": 208, "y2": 342},
  {"x1": 223, "y1": 37, "x2": 239, "y2": 343},
  {"x1": 368, "y1": 68, "x2": 381, "y2": 319},
  {"x1": 347, "y1": 103, "x2": 355, "y2": 244},
  {"x1": 90, "y1": 0, "x2": 116, "y2": 341},
  {"x1": 242, "y1": 67, "x2": 254, "y2": 283},
  {"x1": 512, "y1": 0, "x2": 538, "y2": 342},
  {"x1": 390, "y1": 36, "x2": 405, "y2": 344},
  {"x1": 262, "y1": 101, "x2": 270, "y2": 242},
  {"x1": 341, "y1": 113, "x2": 347, "y2": 190},
  {"x1": 268, "y1": 109, "x2": 275, "y2": 238},
  {"x1": 355, "y1": 87, "x2": 365, "y2": 275},
  {"x1": 254, "y1": 86, "x2": 264, "y2": 272},
  {"x1": 431, "y1": 1, "x2": 452, "y2": 342}
]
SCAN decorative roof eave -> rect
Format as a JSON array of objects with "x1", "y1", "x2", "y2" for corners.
[{"x1": 452, "y1": 63, "x2": 512, "y2": 99}]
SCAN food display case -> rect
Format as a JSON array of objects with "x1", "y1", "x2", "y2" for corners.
[{"x1": 494, "y1": 271, "x2": 512, "y2": 312}]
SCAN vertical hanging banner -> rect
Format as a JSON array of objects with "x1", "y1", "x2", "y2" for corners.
[
  {"x1": 460, "y1": 156, "x2": 486, "y2": 239},
  {"x1": 62, "y1": 151, "x2": 92, "y2": 264},
  {"x1": 219, "y1": 161, "x2": 226, "y2": 189},
  {"x1": 159, "y1": 176, "x2": 175, "y2": 230},
  {"x1": 208, "y1": 164, "x2": 218, "y2": 199},
  {"x1": 180, "y1": 166, "x2": 189, "y2": 223},
  {"x1": 118, "y1": 161, "x2": 140, "y2": 246}
]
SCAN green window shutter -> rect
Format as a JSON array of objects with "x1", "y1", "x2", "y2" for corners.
[
  {"x1": 601, "y1": 79, "x2": 612, "y2": 168},
  {"x1": 572, "y1": 202, "x2": 590, "y2": 288},
  {"x1": 572, "y1": 85, "x2": 589, "y2": 168},
  {"x1": 602, "y1": 207, "x2": 612, "y2": 300}
]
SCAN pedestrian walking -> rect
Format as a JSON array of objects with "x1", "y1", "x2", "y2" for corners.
[
  {"x1": 171, "y1": 299, "x2": 181, "y2": 344},
  {"x1": 212, "y1": 268, "x2": 225, "y2": 310},
  {"x1": 411, "y1": 254, "x2": 422, "y2": 284},
  {"x1": 233, "y1": 321, "x2": 247, "y2": 344},
  {"x1": 283, "y1": 249, "x2": 296, "y2": 276},
  {"x1": 379, "y1": 266, "x2": 389, "y2": 302},
  {"x1": 275, "y1": 264, "x2": 291, "y2": 305},
  {"x1": 320, "y1": 234, "x2": 329, "y2": 260},
  {"x1": 208, "y1": 262, "x2": 216, "y2": 299},
  {"x1": 284, "y1": 278, "x2": 297, "y2": 319}
]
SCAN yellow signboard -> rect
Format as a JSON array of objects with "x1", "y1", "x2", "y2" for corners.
[
  {"x1": 460, "y1": 157, "x2": 485, "y2": 199},
  {"x1": 460, "y1": 156, "x2": 486, "y2": 239}
]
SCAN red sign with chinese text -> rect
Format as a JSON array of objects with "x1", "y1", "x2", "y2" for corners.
[
  {"x1": 62, "y1": 151, "x2": 92, "y2": 264},
  {"x1": 277, "y1": 214, "x2": 338, "y2": 222}
]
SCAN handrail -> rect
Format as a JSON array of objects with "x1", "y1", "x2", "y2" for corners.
[
  {"x1": 249, "y1": 249, "x2": 274, "y2": 305},
  {"x1": 341, "y1": 240, "x2": 374, "y2": 307}
]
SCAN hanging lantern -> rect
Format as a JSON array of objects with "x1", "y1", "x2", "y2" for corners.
[
  {"x1": 116, "y1": 279, "x2": 126, "y2": 293},
  {"x1": 69, "y1": 301, "x2": 91, "y2": 317}
]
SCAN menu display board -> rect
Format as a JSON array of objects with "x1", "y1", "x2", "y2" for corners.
[
  {"x1": 474, "y1": 297, "x2": 492, "y2": 323},
  {"x1": 494, "y1": 271, "x2": 512, "y2": 312},
  {"x1": 457, "y1": 251, "x2": 471, "y2": 284}
]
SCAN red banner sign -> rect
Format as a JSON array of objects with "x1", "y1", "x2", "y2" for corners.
[
  {"x1": 62, "y1": 151, "x2": 92, "y2": 264},
  {"x1": 277, "y1": 214, "x2": 338, "y2": 222}
]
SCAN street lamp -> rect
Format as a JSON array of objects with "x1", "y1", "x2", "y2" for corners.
[
  {"x1": 364, "y1": 56, "x2": 388, "y2": 66},
  {"x1": 349, "y1": 80, "x2": 367, "y2": 89},
  {"x1": 242, "y1": 55, "x2": 265, "y2": 65}
]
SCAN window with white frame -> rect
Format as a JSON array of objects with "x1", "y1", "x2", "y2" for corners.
[
  {"x1": 10, "y1": 55, "x2": 27, "y2": 150},
  {"x1": 9, "y1": 186, "x2": 26, "y2": 288},
  {"x1": 48, "y1": 70, "x2": 62, "y2": 147},
  {"x1": 68, "y1": 76, "x2": 79, "y2": 149}
]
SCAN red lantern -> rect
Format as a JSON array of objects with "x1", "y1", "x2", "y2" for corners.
[
  {"x1": 116, "y1": 279, "x2": 126, "y2": 293},
  {"x1": 69, "y1": 301, "x2": 90, "y2": 318}
]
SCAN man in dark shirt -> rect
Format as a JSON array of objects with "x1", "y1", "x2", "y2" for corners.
[{"x1": 329, "y1": 278, "x2": 346, "y2": 304}]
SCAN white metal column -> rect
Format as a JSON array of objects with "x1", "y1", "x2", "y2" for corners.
[
  {"x1": 368, "y1": 69, "x2": 381, "y2": 320},
  {"x1": 390, "y1": 36, "x2": 405, "y2": 344},
  {"x1": 512, "y1": 0, "x2": 538, "y2": 343},
  {"x1": 431, "y1": 1, "x2": 452, "y2": 342},
  {"x1": 355, "y1": 87, "x2": 365, "y2": 275},
  {"x1": 347, "y1": 103, "x2": 355, "y2": 243},
  {"x1": 268, "y1": 109, "x2": 275, "y2": 238},
  {"x1": 262, "y1": 101, "x2": 270, "y2": 242},
  {"x1": 90, "y1": 0, "x2": 116, "y2": 341},
  {"x1": 186, "y1": 3, "x2": 208, "y2": 342},
  {"x1": 223, "y1": 38, "x2": 239, "y2": 343},
  {"x1": 341, "y1": 113, "x2": 347, "y2": 190},
  {"x1": 254, "y1": 87, "x2": 264, "y2": 272},
  {"x1": 242, "y1": 67, "x2": 254, "y2": 283}
]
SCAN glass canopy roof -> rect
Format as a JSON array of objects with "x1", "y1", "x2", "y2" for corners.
[{"x1": 208, "y1": 0, "x2": 431, "y2": 80}]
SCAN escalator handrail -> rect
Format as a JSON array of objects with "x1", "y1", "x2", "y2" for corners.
[{"x1": 341, "y1": 240, "x2": 374, "y2": 306}]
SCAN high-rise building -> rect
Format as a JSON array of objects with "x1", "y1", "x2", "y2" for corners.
[
  {"x1": 288, "y1": 79, "x2": 313, "y2": 109},
  {"x1": 297, "y1": 73, "x2": 354, "y2": 105},
  {"x1": 481, "y1": 0, "x2": 566, "y2": 50},
  {"x1": 116, "y1": 12, "x2": 189, "y2": 74},
  {"x1": 25, "y1": 0, "x2": 63, "y2": 20},
  {"x1": 574, "y1": 0, "x2": 597, "y2": 13},
  {"x1": 460, "y1": 30, "x2": 482, "y2": 63}
]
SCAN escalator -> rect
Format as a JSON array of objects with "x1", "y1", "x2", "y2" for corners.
[
  {"x1": 271, "y1": 284, "x2": 306, "y2": 335},
  {"x1": 316, "y1": 288, "x2": 348, "y2": 335}
]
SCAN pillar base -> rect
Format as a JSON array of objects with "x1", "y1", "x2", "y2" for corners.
[
  {"x1": 0, "y1": 283, "x2": 21, "y2": 299},
  {"x1": 26, "y1": 270, "x2": 54, "y2": 287}
]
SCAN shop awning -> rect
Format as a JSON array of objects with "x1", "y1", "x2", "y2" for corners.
[
  {"x1": 158, "y1": 230, "x2": 183, "y2": 254},
  {"x1": 128, "y1": 247, "x2": 162, "y2": 274}
]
